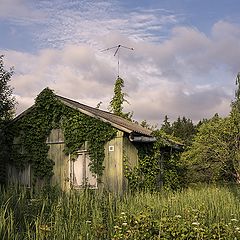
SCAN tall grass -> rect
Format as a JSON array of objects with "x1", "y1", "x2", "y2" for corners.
[{"x1": 0, "y1": 185, "x2": 239, "y2": 239}]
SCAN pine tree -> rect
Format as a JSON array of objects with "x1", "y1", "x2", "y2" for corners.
[{"x1": 161, "y1": 115, "x2": 172, "y2": 135}]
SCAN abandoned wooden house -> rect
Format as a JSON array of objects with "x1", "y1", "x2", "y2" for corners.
[{"x1": 6, "y1": 88, "x2": 158, "y2": 193}]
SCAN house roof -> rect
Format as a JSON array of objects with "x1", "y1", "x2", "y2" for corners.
[
  {"x1": 12, "y1": 93, "x2": 153, "y2": 137},
  {"x1": 56, "y1": 95, "x2": 152, "y2": 136}
]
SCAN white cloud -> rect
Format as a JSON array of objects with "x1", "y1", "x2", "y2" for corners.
[
  {"x1": 33, "y1": 0, "x2": 180, "y2": 48},
  {"x1": 2, "y1": 19, "x2": 240, "y2": 124},
  {"x1": 0, "y1": 0, "x2": 44, "y2": 24}
]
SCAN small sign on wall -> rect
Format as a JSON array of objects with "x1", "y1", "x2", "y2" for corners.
[{"x1": 109, "y1": 146, "x2": 114, "y2": 152}]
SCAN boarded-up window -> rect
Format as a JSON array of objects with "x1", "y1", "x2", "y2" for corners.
[{"x1": 71, "y1": 152, "x2": 97, "y2": 188}]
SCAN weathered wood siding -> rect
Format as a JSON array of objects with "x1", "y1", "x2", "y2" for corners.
[
  {"x1": 47, "y1": 129, "x2": 70, "y2": 191},
  {"x1": 102, "y1": 130, "x2": 124, "y2": 193},
  {"x1": 7, "y1": 164, "x2": 31, "y2": 187},
  {"x1": 102, "y1": 131, "x2": 139, "y2": 193},
  {"x1": 7, "y1": 132, "x2": 32, "y2": 187},
  {"x1": 122, "y1": 135, "x2": 139, "y2": 190},
  {"x1": 8, "y1": 127, "x2": 139, "y2": 193}
]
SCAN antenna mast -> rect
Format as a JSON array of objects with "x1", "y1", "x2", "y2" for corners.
[{"x1": 101, "y1": 44, "x2": 134, "y2": 77}]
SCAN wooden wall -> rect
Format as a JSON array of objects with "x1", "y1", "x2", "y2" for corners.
[
  {"x1": 122, "y1": 135, "x2": 139, "y2": 191},
  {"x1": 102, "y1": 131, "x2": 139, "y2": 194},
  {"x1": 47, "y1": 129, "x2": 70, "y2": 191},
  {"x1": 102, "y1": 130, "x2": 124, "y2": 193},
  {"x1": 7, "y1": 164, "x2": 31, "y2": 187},
  {"x1": 8, "y1": 128, "x2": 140, "y2": 194}
]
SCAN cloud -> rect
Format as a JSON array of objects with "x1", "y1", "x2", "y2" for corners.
[
  {"x1": 33, "y1": 0, "x2": 180, "y2": 48},
  {"x1": 2, "y1": 20, "x2": 240, "y2": 124},
  {"x1": 0, "y1": 0, "x2": 44, "y2": 24}
]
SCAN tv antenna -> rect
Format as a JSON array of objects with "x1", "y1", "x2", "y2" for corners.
[{"x1": 101, "y1": 44, "x2": 134, "y2": 77}]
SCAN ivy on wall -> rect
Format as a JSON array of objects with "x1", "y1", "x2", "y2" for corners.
[
  {"x1": 10, "y1": 88, "x2": 116, "y2": 182},
  {"x1": 124, "y1": 131, "x2": 184, "y2": 191},
  {"x1": 62, "y1": 110, "x2": 116, "y2": 176},
  {"x1": 123, "y1": 144, "x2": 160, "y2": 191}
]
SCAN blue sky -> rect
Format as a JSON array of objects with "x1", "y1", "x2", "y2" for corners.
[{"x1": 1, "y1": 0, "x2": 240, "y2": 124}]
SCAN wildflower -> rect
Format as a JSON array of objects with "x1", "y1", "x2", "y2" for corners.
[
  {"x1": 192, "y1": 222, "x2": 200, "y2": 226},
  {"x1": 231, "y1": 219, "x2": 238, "y2": 222},
  {"x1": 175, "y1": 215, "x2": 182, "y2": 218},
  {"x1": 235, "y1": 227, "x2": 240, "y2": 231},
  {"x1": 39, "y1": 224, "x2": 51, "y2": 232},
  {"x1": 86, "y1": 220, "x2": 91, "y2": 224},
  {"x1": 122, "y1": 222, "x2": 127, "y2": 226},
  {"x1": 121, "y1": 212, "x2": 126, "y2": 215}
]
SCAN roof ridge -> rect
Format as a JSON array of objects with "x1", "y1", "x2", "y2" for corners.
[
  {"x1": 56, "y1": 94, "x2": 116, "y2": 115},
  {"x1": 56, "y1": 94, "x2": 153, "y2": 136}
]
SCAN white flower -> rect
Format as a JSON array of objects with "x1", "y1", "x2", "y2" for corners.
[
  {"x1": 122, "y1": 222, "x2": 127, "y2": 226},
  {"x1": 192, "y1": 222, "x2": 200, "y2": 226}
]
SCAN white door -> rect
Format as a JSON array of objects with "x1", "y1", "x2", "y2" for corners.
[
  {"x1": 72, "y1": 153, "x2": 85, "y2": 187},
  {"x1": 72, "y1": 152, "x2": 97, "y2": 188}
]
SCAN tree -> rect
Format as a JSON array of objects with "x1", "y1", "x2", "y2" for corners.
[
  {"x1": 182, "y1": 74, "x2": 240, "y2": 184},
  {"x1": 0, "y1": 55, "x2": 15, "y2": 125},
  {"x1": 109, "y1": 76, "x2": 132, "y2": 119},
  {"x1": 181, "y1": 115, "x2": 236, "y2": 184},
  {"x1": 171, "y1": 116, "x2": 196, "y2": 145},
  {"x1": 0, "y1": 55, "x2": 16, "y2": 184},
  {"x1": 161, "y1": 116, "x2": 196, "y2": 146},
  {"x1": 161, "y1": 115, "x2": 172, "y2": 135},
  {"x1": 228, "y1": 72, "x2": 240, "y2": 182}
]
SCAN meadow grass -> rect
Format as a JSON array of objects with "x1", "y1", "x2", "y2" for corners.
[{"x1": 0, "y1": 184, "x2": 239, "y2": 239}]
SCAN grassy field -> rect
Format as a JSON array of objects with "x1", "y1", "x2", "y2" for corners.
[{"x1": 0, "y1": 185, "x2": 240, "y2": 239}]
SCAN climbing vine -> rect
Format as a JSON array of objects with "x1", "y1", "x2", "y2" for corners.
[
  {"x1": 62, "y1": 110, "x2": 116, "y2": 176},
  {"x1": 123, "y1": 143, "x2": 160, "y2": 191},
  {"x1": 124, "y1": 131, "x2": 184, "y2": 191},
  {"x1": 9, "y1": 88, "x2": 116, "y2": 182}
]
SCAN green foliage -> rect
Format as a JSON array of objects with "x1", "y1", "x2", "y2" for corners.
[
  {"x1": 161, "y1": 115, "x2": 172, "y2": 135},
  {"x1": 229, "y1": 73, "x2": 240, "y2": 182},
  {"x1": 113, "y1": 208, "x2": 159, "y2": 239},
  {"x1": 0, "y1": 55, "x2": 15, "y2": 125},
  {"x1": 154, "y1": 130, "x2": 186, "y2": 190},
  {"x1": 9, "y1": 88, "x2": 116, "y2": 182},
  {"x1": 10, "y1": 88, "x2": 63, "y2": 180},
  {"x1": 62, "y1": 110, "x2": 116, "y2": 176},
  {"x1": 182, "y1": 115, "x2": 237, "y2": 184},
  {"x1": 172, "y1": 116, "x2": 196, "y2": 145},
  {"x1": 161, "y1": 115, "x2": 196, "y2": 146},
  {"x1": 0, "y1": 56, "x2": 16, "y2": 185},
  {"x1": 109, "y1": 77, "x2": 132, "y2": 119},
  {"x1": 161, "y1": 152, "x2": 186, "y2": 190},
  {"x1": 1, "y1": 185, "x2": 240, "y2": 239},
  {"x1": 123, "y1": 144, "x2": 160, "y2": 192},
  {"x1": 124, "y1": 131, "x2": 185, "y2": 191}
]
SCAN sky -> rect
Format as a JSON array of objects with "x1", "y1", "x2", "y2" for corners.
[{"x1": 1, "y1": 0, "x2": 240, "y2": 125}]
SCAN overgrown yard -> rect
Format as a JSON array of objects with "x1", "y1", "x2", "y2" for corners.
[{"x1": 0, "y1": 185, "x2": 240, "y2": 239}]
